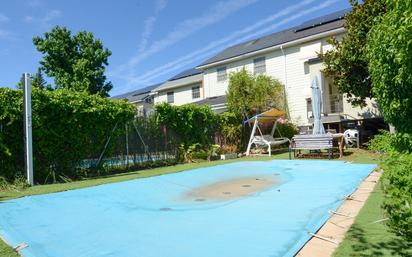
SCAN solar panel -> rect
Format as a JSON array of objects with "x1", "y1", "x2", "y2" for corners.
[{"x1": 294, "y1": 8, "x2": 349, "y2": 33}]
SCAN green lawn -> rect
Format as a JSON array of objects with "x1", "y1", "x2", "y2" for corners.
[
  {"x1": 333, "y1": 182, "x2": 412, "y2": 256},
  {"x1": 0, "y1": 149, "x2": 398, "y2": 257}
]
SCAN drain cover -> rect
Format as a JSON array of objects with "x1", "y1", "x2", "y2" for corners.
[
  {"x1": 222, "y1": 191, "x2": 231, "y2": 195},
  {"x1": 242, "y1": 184, "x2": 251, "y2": 187},
  {"x1": 159, "y1": 207, "x2": 172, "y2": 211},
  {"x1": 195, "y1": 198, "x2": 206, "y2": 202}
]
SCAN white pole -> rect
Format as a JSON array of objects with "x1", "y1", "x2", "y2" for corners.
[
  {"x1": 246, "y1": 119, "x2": 258, "y2": 156},
  {"x1": 23, "y1": 73, "x2": 34, "y2": 186}
]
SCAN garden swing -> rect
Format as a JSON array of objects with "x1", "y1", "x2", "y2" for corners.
[{"x1": 245, "y1": 109, "x2": 290, "y2": 156}]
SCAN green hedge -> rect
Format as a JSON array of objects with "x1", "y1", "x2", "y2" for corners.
[
  {"x1": 155, "y1": 103, "x2": 220, "y2": 147},
  {"x1": 369, "y1": 131, "x2": 412, "y2": 242},
  {"x1": 0, "y1": 88, "x2": 135, "y2": 183},
  {"x1": 382, "y1": 153, "x2": 412, "y2": 241}
]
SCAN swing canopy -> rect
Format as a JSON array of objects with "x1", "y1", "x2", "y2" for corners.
[
  {"x1": 244, "y1": 108, "x2": 285, "y2": 124},
  {"x1": 245, "y1": 109, "x2": 289, "y2": 156}
]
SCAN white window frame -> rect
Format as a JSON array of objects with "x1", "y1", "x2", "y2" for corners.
[
  {"x1": 253, "y1": 56, "x2": 266, "y2": 75},
  {"x1": 192, "y1": 86, "x2": 200, "y2": 99},
  {"x1": 217, "y1": 66, "x2": 227, "y2": 82},
  {"x1": 167, "y1": 91, "x2": 174, "y2": 103}
]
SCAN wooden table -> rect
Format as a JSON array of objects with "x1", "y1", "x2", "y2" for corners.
[{"x1": 331, "y1": 133, "x2": 345, "y2": 158}]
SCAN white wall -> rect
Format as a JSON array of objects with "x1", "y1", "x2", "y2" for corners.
[
  {"x1": 201, "y1": 32, "x2": 381, "y2": 126},
  {"x1": 154, "y1": 82, "x2": 203, "y2": 106}
]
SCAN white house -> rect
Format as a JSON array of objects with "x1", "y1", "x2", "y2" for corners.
[
  {"x1": 115, "y1": 9, "x2": 385, "y2": 134},
  {"x1": 112, "y1": 83, "x2": 160, "y2": 117},
  {"x1": 195, "y1": 9, "x2": 383, "y2": 132},
  {"x1": 152, "y1": 68, "x2": 203, "y2": 105}
]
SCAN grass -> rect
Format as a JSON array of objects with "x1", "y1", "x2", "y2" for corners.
[
  {"x1": 333, "y1": 182, "x2": 412, "y2": 256},
  {"x1": 0, "y1": 149, "x2": 385, "y2": 256}
]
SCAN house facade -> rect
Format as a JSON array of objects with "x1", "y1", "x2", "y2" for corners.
[
  {"x1": 115, "y1": 9, "x2": 385, "y2": 134},
  {"x1": 112, "y1": 83, "x2": 160, "y2": 117},
  {"x1": 196, "y1": 9, "x2": 381, "y2": 131},
  {"x1": 152, "y1": 68, "x2": 204, "y2": 106}
]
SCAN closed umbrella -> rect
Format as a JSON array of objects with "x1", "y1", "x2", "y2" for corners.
[{"x1": 311, "y1": 75, "x2": 325, "y2": 134}]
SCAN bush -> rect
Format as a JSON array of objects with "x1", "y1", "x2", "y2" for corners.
[
  {"x1": 368, "y1": 130, "x2": 412, "y2": 154},
  {"x1": 155, "y1": 103, "x2": 220, "y2": 162},
  {"x1": 382, "y1": 153, "x2": 412, "y2": 241},
  {"x1": 219, "y1": 112, "x2": 243, "y2": 151},
  {"x1": 274, "y1": 122, "x2": 298, "y2": 139},
  {"x1": 0, "y1": 88, "x2": 135, "y2": 183}
]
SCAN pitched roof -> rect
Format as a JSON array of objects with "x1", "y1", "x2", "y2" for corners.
[
  {"x1": 198, "y1": 9, "x2": 349, "y2": 67},
  {"x1": 194, "y1": 95, "x2": 226, "y2": 106},
  {"x1": 111, "y1": 83, "x2": 161, "y2": 103},
  {"x1": 168, "y1": 68, "x2": 202, "y2": 81}
]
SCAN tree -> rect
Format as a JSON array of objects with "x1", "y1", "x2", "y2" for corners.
[
  {"x1": 31, "y1": 68, "x2": 50, "y2": 89},
  {"x1": 227, "y1": 68, "x2": 284, "y2": 119},
  {"x1": 321, "y1": 0, "x2": 386, "y2": 106},
  {"x1": 367, "y1": 0, "x2": 412, "y2": 133},
  {"x1": 16, "y1": 68, "x2": 51, "y2": 90},
  {"x1": 33, "y1": 26, "x2": 113, "y2": 96}
]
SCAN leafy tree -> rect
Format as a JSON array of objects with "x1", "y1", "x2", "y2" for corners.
[
  {"x1": 227, "y1": 68, "x2": 284, "y2": 119},
  {"x1": 367, "y1": 0, "x2": 412, "y2": 133},
  {"x1": 33, "y1": 26, "x2": 113, "y2": 96},
  {"x1": 321, "y1": 0, "x2": 386, "y2": 106}
]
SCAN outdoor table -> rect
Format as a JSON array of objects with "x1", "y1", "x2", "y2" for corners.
[{"x1": 331, "y1": 133, "x2": 345, "y2": 158}]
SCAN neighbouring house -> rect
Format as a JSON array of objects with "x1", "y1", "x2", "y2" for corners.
[
  {"x1": 112, "y1": 83, "x2": 160, "y2": 117},
  {"x1": 152, "y1": 68, "x2": 203, "y2": 105},
  {"x1": 115, "y1": 8, "x2": 386, "y2": 138},
  {"x1": 196, "y1": 9, "x2": 385, "y2": 135}
]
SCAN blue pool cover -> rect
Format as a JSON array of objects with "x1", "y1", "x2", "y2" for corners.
[{"x1": 0, "y1": 160, "x2": 375, "y2": 257}]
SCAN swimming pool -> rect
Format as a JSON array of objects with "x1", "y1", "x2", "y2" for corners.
[{"x1": 0, "y1": 160, "x2": 375, "y2": 257}]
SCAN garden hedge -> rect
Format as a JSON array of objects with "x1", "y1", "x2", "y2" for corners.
[{"x1": 0, "y1": 88, "x2": 135, "y2": 183}]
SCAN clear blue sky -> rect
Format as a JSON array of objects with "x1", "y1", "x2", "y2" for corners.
[{"x1": 0, "y1": 0, "x2": 350, "y2": 96}]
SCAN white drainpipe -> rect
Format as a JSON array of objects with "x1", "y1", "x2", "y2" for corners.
[{"x1": 280, "y1": 45, "x2": 291, "y2": 119}]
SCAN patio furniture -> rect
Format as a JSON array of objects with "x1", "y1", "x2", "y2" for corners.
[
  {"x1": 245, "y1": 109, "x2": 290, "y2": 156},
  {"x1": 289, "y1": 134, "x2": 334, "y2": 159},
  {"x1": 344, "y1": 129, "x2": 360, "y2": 148}
]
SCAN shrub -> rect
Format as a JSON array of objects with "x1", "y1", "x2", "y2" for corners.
[
  {"x1": 219, "y1": 112, "x2": 243, "y2": 149},
  {"x1": 368, "y1": 130, "x2": 412, "y2": 154},
  {"x1": 155, "y1": 103, "x2": 220, "y2": 161},
  {"x1": 382, "y1": 153, "x2": 412, "y2": 241},
  {"x1": 274, "y1": 122, "x2": 298, "y2": 139}
]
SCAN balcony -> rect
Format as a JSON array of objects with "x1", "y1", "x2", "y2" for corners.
[{"x1": 307, "y1": 94, "x2": 344, "y2": 124}]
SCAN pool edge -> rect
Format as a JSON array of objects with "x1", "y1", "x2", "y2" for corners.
[{"x1": 295, "y1": 169, "x2": 382, "y2": 257}]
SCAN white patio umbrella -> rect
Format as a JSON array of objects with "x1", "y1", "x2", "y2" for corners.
[{"x1": 311, "y1": 74, "x2": 325, "y2": 134}]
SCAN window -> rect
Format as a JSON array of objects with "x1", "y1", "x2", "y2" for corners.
[
  {"x1": 217, "y1": 67, "x2": 227, "y2": 82},
  {"x1": 192, "y1": 86, "x2": 200, "y2": 99},
  {"x1": 167, "y1": 91, "x2": 174, "y2": 103},
  {"x1": 253, "y1": 56, "x2": 266, "y2": 75}
]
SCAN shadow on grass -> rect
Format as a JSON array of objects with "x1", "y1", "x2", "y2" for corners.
[{"x1": 347, "y1": 224, "x2": 412, "y2": 257}]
